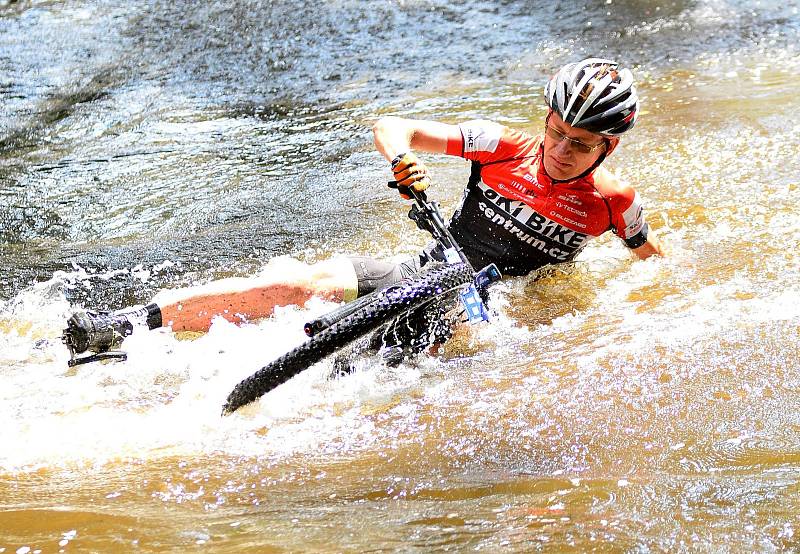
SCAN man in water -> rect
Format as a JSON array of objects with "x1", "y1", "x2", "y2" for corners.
[{"x1": 63, "y1": 58, "x2": 663, "y2": 357}]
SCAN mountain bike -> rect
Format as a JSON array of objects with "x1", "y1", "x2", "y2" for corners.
[{"x1": 221, "y1": 189, "x2": 501, "y2": 415}]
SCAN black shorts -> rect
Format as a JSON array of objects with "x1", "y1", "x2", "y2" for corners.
[{"x1": 348, "y1": 256, "x2": 423, "y2": 297}]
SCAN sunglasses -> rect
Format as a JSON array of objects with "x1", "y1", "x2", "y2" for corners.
[{"x1": 544, "y1": 124, "x2": 606, "y2": 154}]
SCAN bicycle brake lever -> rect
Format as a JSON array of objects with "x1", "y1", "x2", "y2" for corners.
[{"x1": 408, "y1": 203, "x2": 435, "y2": 234}]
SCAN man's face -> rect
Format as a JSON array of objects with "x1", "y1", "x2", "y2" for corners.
[{"x1": 542, "y1": 112, "x2": 614, "y2": 181}]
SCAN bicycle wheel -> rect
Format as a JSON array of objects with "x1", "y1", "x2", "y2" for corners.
[{"x1": 221, "y1": 262, "x2": 474, "y2": 415}]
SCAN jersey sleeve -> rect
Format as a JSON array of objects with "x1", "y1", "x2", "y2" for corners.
[
  {"x1": 607, "y1": 184, "x2": 649, "y2": 249},
  {"x1": 445, "y1": 120, "x2": 531, "y2": 164}
]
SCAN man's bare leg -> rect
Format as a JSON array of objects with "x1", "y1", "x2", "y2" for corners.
[
  {"x1": 62, "y1": 257, "x2": 359, "y2": 359},
  {"x1": 151, "y1": 257, "x2": 359, "y2": 332}
]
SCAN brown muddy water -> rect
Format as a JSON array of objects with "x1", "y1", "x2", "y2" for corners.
[{"x1": 1, "y1": 0, "x2": 800, "y2": 551}]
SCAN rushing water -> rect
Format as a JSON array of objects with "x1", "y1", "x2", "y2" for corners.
[{"x1": 2, "y1": 0, "x2": 800, "y2": 551}]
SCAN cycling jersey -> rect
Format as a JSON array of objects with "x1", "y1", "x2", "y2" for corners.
[{"x1": 437, "y1": 120, "x2": 649, "y2": 276}]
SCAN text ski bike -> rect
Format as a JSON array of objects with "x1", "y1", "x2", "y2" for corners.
[{"x1": 221, "y1": 188, "x2": 501, "y2": 415}]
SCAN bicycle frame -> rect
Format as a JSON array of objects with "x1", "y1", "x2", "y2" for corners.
[{"x1": 303, "y1": 188, "x2": 501, "y2": 337}]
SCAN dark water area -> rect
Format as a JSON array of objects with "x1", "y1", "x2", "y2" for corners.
[{"x1": 2, "y1": 0, "x2": 797, "y2": 306}]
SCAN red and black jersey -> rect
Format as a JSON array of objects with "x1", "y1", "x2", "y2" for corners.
[{"x1": 435, "y1": 120, "x2": 648, "y2": 276}]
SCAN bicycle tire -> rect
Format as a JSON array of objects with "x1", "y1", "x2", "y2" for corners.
[{"x1": 221, "y1": 262, "x2": 474, "y2": 415}]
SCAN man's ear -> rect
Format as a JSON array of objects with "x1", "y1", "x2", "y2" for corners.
[{"x1": 605, "y1": 137, "x2": 620, "y2": 156}]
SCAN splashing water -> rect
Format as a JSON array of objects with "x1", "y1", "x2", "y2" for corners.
[{"x1": 2, "y1": 0, "x2": 800, "y2": 551}]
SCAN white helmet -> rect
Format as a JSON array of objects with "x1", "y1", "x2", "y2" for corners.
[{"x1": 544, "y1": 58, "x2": 639, "y2": 136}]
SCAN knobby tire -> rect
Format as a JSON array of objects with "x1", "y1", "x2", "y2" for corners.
[{"x1": 222, "y1": 263, "x2": 474, "y2": 415}]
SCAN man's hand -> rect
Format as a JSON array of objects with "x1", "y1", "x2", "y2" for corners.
[
  {"x1": 390, "y1": 152, "x2": 430, "y2": 199},
  {"x1": 632, "y1": 232, "x2": 665, "y2": 260}
]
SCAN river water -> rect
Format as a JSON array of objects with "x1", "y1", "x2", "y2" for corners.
[{"x1": 1, "y1": 0, "x2": 799, "y2": 551}]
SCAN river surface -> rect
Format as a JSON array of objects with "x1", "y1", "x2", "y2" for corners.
[{"x1": 1, "y1": 0, "x2": 799, "y2": 551}]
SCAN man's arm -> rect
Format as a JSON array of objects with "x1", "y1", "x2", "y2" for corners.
[
  {"x1": 372, "y1": 116, "x2": 460, "y2": 163},
  {"x1": 593, "y1": 168, "x2": 665, "y2": 261}
]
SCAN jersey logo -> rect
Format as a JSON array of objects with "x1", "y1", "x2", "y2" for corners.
[
  {"x1": 462, "y1": 121, "x2": 502, "y2": 153},
  {"x1": 476, "y1": 182, "x2": 589, "y2": 261},
  {"x1": 620, "y1": 191, "x2": 645, "y2": 238}
]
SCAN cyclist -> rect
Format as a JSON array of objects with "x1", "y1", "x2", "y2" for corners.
[{"x1": 63, "y1": 58, "x2": 663, "y2": 359}]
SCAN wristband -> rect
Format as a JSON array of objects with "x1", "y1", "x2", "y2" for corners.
[{"x1": 623, "y1": 222, "x2": 649, "y2": 249}]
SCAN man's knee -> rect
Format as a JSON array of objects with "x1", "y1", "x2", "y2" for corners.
[
  {"x1": 257, "y1": 256, "x2": 358, "y2": 301},
  {"x1": 306, "y1": 257, "x2": 359, "y2": 302}
]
